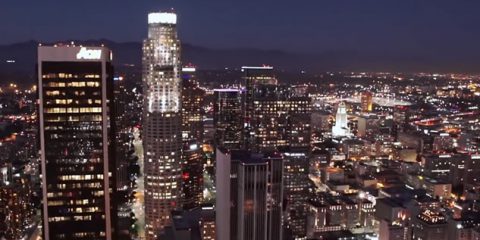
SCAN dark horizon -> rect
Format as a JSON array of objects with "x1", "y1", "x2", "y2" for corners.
[
  {"x1": 1, "y1": 0, "x2": 479, "y2": 56},
  {"x1": 2, "y1": 39, "x2": 480, "y2": 75},
  {"x1": 1, "y1": 1, "x2": 480, "y2": 74}
]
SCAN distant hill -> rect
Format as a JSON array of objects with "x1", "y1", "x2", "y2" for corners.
[
  {"x1": 0, "y1": 39, "x2": 355, "y2": 73},
  {"x1": 0, "y1": 39, "x2": 478, "y2": 86}
]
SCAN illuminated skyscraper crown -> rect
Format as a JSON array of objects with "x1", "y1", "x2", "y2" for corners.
[{"x1": 148, "y1": 12, "x2": 177, "y2": 24}]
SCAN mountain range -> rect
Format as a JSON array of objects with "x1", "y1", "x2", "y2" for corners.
[{"x1": 0, "y1": 40, "x2": 478, "y2": 86}]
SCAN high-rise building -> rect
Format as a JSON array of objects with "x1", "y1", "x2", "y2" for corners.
[
  {"x1": 180, "y1": 66, "x2": 205, "y2": 211},
  {"x1": 242, "y1": 67, "x2": 312, "y2": 152},
  {"x1": 213, "y1": 89, "x2": 243, "y2": 150},
  {"x1": 181, "y1": 142, "x2": 204, "y2": 210},
  {"x1": 143, "y1": 12, "x2": 183, "y2": 239},
  {"x1": 38, "y1": 45, "x2": 116, "y2": 240},
  {"x1": 283, "y1": 151, "x2": 310, "y2": 238},
  {"x1": 332, "y1": 102, "x2": 351, "y2": 137},
  {"x1": 239, "y1": 67, "x2": 313, "y2": 238},
  {"x1": 182, "y1": 66, "x2": 205, "y2": 144},
  {"x1": 250, "y1": 85, "x2": 291, "y2": 152},
  {"x1": 282, "y1": 96, "x2": 312, "y2": 238},
  {"x1": 242, "y1": 66, "x2": 277, "y2": 151},
  {"x1": 361, "y1": 91, "x2": 373, "y2": 112},
  {"x1": 216, "y1": 149, "x2": 283, "y2": 240}
]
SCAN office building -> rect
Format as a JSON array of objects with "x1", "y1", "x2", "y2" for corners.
[
  {"x1": 282, "y1": 96, "x2": 312, "y2": 238},
  {"x1": 213, "y1": 89, "x2": 243, "y2": 149},
  {"x1": 143, "y1": 12, "x2": 183, "y2": 239},
  {"x1": 180, "y1": 66, "x2": 204, "y2": 210},
  {"x1": 242, "y1": 66, "x2": 277, "y2": 151},
  {"x1": 216, "y1": 149, "x2": 283, "y2": 240},
  {"x1": 38, "y1": 45, "x2": 116, "y2": 239},
  {"x1": 181, "y1": 142, "x2": 204, "y2": 210},
  {"x1": 283, "y1": 151, "x2": 310, "y2": 238},
  {"x1": 182, "y1": 66, "x2": 205, "y2": 143}
]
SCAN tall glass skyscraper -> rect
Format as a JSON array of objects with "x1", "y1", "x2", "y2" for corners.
[
  {"x1": 142, "y1": 12, "x2": 183, "y2": 239},
  {"x1": 38, "y1": 45, "x2": 116, "y2": 240}
]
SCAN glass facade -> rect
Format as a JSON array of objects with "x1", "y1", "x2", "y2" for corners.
[{"x1": 214, "y1": 89, "x2": 243, "y2": 150}]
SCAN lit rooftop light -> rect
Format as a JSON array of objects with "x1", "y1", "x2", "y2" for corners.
[
  {"x1": 148, "y1": 12, "x2": 177, "y2": 24},
  {"x1": 182, "y1": 67, "x2": 196, "y2": 72},
  {"x1": 241, "y1": 66, "x2": 273, "y2": 70}
]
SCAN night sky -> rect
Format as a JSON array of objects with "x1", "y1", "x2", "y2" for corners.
[{"x1": 1, "y1": 0, "x2": 480, "y2": 57}]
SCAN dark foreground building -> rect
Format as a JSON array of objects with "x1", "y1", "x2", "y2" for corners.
[
  {"x1": 38, "y1": 45, "x2": 117, "y2": 240},
  {"x1": 216, "y1": 149, "x2": 283, "y2": 240}
]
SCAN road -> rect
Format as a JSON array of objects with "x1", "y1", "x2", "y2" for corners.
[{"x1": 132, "y1": 127, "x2": 145, "y2": 239}]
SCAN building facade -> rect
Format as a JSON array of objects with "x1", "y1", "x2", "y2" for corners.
[
  {"x1": 216, "y1": 149, "x2": 283, "y2": 240},
  {"x1": 38, "y1": 45, "x2": 116, "y2": 240},
  {"x1": 213, "y1": 89, "x2": 243, "y2": 150},
  {"x1": 242, "y1": 66, "x2": 277, "y2": 151},
  {"x1": 181, "y1": 66, "x2": 205, "y2": 144},
  {"x1": 143, "y1": 12, "x2": 183, "y2": 239},
  {"x1": 181, "y1": 142, "x2": 204, "y2": 210}
]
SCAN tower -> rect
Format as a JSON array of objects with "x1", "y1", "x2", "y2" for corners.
[
  {"x1": 332, "y1": 102, "x2": 350, "y2": 137},
  {"x1": 142, "y1": 12, "x2": 183, "y2": 239},
  {"x1": 38, "y1": 45, "x2": 116, "y2": 240},
  {"x1": 180, "y1": 66, "x2": 205, "y2": 210},
  {"x1": 181, "y1": 66, "x2": 205, "y2": 144},
  {"x1": 216, "y1": 149, "x2": 283, "y2": 240},
  {"x1": 242, "y1": 66, "x2": 277, "y2": 151},
  {"x1": 213, "y1": 89, "x2": 243, "y2": 150}
]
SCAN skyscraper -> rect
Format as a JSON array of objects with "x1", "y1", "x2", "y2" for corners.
[
  {"x1": 180, "y1": 66, "x2": 204, "y2": 210},
  {"x1": 283, "y1": 95, "x2": 312, "y2": 238},
  {"x1": 216, "y1": 149, "x2": 283, "y2": 240},
  {"x1": 242, "y1": 66, "x2": 277, "y2": 151},
  {"x1": 181, "y1": 66, "x2": 205, "y2": 144},
  {"x1": 238, "y1": 67, "x2": 313, "y2": 238},
  {"x1": 213, "y1": 89, "x2": 243, "y2": 150},
  {"x1": 38, "y1": 45, "x2": 116, "y2": 240},
  {"x1": 143, "y1": 12, "x2": 183, "y2": 239},
  {"x1": 250, "y1": 85, "x2": 291, "y2": 152},
  {"x1": 181, "y1": 142, "x2": 204, "y2": 210}
]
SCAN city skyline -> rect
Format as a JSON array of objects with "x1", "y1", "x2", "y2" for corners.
[{"x1": 1, "y1": 3, "x2": 480, "y2": 240}]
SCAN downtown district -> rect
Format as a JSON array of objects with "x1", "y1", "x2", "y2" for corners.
[{"x1": 1, "y1": 11, "x2": 480, "y2": 240}]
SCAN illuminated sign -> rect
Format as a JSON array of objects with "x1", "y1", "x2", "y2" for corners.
[{"x1": 76, "y1": 47, "x2": 102, "y2": 60}]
